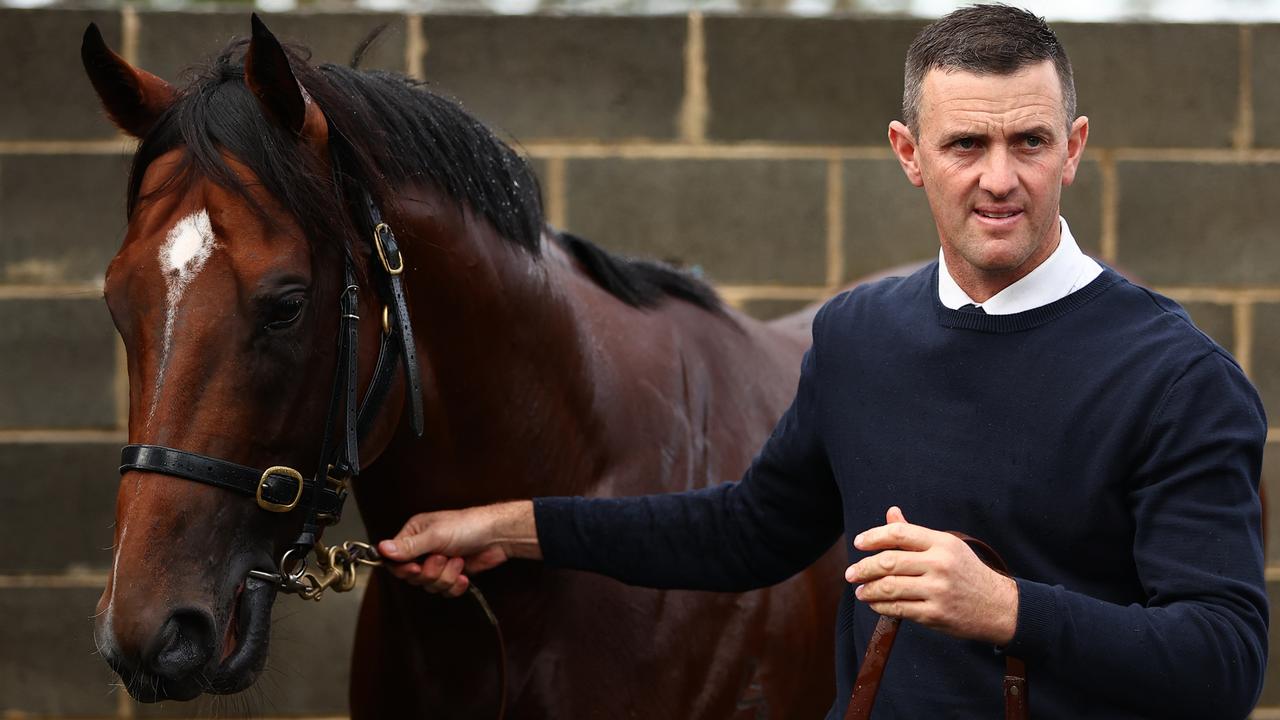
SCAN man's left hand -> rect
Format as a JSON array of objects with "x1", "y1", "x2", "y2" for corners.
[{"x1": 846, "y1": 506, "x2": 1019, "y2": 645}]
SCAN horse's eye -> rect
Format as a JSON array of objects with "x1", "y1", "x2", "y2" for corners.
[{"x1": 265, "y1": 295, "x2": 305, "y2": 330}]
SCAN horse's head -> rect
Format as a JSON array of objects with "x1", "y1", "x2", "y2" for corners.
[{"x1": 84, "y1": 16, "x2": 390, "y2": 701}]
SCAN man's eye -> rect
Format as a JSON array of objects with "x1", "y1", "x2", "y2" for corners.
[
  {"x1": 954, "y1": 137, "x2": 976, "y2": 150},
  {"x1": 1025, "y1": 136, "x2": 1043, "y2": 148}
]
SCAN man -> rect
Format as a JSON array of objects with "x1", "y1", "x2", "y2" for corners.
[{"x1": 377, "y1": 6, "x2": 1268, "y2": 717}]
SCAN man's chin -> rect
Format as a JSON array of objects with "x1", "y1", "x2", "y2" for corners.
[
  {"x1": 949, "y1": 229, "x2": 1056, "y2": 273},
  {"x1": 950, "y1": 243, "x2": 1032, "y2": 274}
]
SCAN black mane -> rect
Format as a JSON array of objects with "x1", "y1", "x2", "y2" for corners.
[
  {"x1": 555, "y1": 232, "x2": 721, "y2": 312},
  {"x1": 127, "y1": 37, "x2": 719, "y2": 313}
]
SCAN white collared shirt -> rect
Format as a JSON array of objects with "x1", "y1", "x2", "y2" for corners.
[{"x1": 937, "y1": 217, "x2": 1103, "y2": 315}]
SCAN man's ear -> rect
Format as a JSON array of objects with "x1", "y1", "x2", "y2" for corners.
[
  {"x1": 1061, "y1": 116, "x2": 1089, "y2": 187},
  {"x1": 888, "y1": 121, "x2": 923, "y2": 188}
]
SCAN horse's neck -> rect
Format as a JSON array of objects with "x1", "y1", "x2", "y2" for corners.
[
  {"x1": 361, "y1": 193, "x2": 802, "y2": 522},
  {"x1": 364, "y1": 197, "x2": 603, "y2": 511}
]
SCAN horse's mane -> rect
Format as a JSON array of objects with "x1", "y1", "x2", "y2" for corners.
[
  {"x1": 126, "y1": 37, "x2": 720, "y2": 313},
  {"x1": 555, "y1": 232, "x2": 721, "y2": 311}
]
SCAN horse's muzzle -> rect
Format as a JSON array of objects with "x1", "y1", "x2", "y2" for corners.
[
  {"x1": 146, "y1": 607, "x2": 216, "y2": 698},
  {"x1": 100, "y1": 573, "x2": 277, "y2": 702}
]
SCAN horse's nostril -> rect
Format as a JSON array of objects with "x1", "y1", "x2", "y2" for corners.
[{"x1": 148, "y1": 609, "x2": 214, "y2": 681}]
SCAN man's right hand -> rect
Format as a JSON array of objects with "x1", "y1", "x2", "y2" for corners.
[{"x1": 376, "y1": 500, "x2": 541, "y2": 597}]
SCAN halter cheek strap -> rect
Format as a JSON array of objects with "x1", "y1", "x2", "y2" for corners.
[{"x1": 368, "y1": 194, "x2": 425, "y2": 437}]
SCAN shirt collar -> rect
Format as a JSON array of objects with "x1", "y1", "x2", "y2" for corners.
[{"x1": 937, "y1": 217, "x2": 1101, "y2": 315}]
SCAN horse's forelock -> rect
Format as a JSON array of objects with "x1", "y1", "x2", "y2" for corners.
[{"x1": 125, "y1": 53, "x2": 355, "y2": 270}]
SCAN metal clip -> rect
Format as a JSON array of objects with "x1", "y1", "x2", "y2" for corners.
[{"x1": 288, "y1": 541, "x2": 383, "y2": 601}]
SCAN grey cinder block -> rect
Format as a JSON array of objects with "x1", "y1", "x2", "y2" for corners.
[
  {"x1": 137, "y1": 10, "x2": 406, "y2": 83},
  {"x1": 0, "y1": 9, "x2": 125, "y2": 141},
  {"x1": 1116, "y1": 162, "x2": 1280, "y2": 286},
  {"x1": 565, "y1": 157, "x2": 828, "y2": 286},
  {"x1": 704, "y1": 17, "x2": 926, "y2": 145},
  {"x1": 0, "y1": 442, "x2": 120, "y2": 573},
  {"x1": 0, "y1": 152, "x2": 132, "y2": 286},
  {"x1": 1055, "y1": 23, "x2": 1239, "y2": 149},
  {"x1": 420, "y1": 15, "x2": 686, "y2": 142},
  {"x1": 0, "y1": 588, "x2": 120, "y2": 717},
  {"x1": 0, "y1": 298, "x2": 117, "y2": 430}
]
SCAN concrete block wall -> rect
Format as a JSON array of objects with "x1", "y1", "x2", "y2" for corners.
[{"x1": 2, "y1": 7, "x2": 1279, "y2": 717}]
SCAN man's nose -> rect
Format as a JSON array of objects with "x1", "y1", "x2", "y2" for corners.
[{"x1": 978, "y1": 148, "x2": 1018, "y2": 198}]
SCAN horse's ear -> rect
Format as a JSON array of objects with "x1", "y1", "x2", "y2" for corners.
[
  {"x1": 81, "y1": 23, "x2": 176, "y2": 138},
  {"x1": 245, "y1": 14, "x2": 328, "y2": 145}
]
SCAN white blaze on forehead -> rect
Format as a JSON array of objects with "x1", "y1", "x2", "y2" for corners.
[
  {"x1": 163, "y1": 209, "x2": 217, "y2": 280},
  {"x1": 147, "y1": 209, "x2": 218, "y2": 425}
]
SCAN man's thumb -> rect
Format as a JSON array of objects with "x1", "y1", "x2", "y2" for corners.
[
  {"x1": 379, "y1": 533, "x2": 420, "y2": 560},
  {"x1": 886, "y1": 506, "x2": 908, "y2": 524}
]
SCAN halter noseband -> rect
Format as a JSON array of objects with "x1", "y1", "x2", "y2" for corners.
[{"x1": 118, "y1": 192, "x2": 426, "y2": 597}]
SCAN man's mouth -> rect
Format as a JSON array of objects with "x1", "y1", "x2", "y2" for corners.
[{"x1": 974, "y1": 208, "x2": 1023, "y2": 222}]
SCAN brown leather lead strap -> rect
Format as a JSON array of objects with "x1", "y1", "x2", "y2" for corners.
[
  {"x1": 844, "y1": 615, "x2": 901, "y2": 720},
  {"x1": 844, "y1": 532, "x2": 1028, "y2": 720},
  {"x1": 1005, "y1": 656, "x2": 1028, "y2": 718}
]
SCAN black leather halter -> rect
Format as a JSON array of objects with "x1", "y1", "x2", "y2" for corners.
[{"x1": 118, "y1": 193, "x2": 425, "y2": 589}]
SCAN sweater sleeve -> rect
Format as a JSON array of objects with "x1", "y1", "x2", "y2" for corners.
[
  {"x1": 532, "y1": 304, "x2": 845, "y2": 592},
  {"x1": 1005, "y1": 350, "x2": 1269, "y2": 719}
]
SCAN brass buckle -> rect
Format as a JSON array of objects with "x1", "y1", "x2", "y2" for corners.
[
  {"x1": 325, "y1": 463, "x2": 349, "y2": 493},
  {"x1": 257, "y1": 466, "x2": 304, "y2": 512},
  {"x1": 373, "y1": 223, "x2": 404, "y2": 275},
  {"x1": 382, "y1": 305, "x2": 392, "y2": 336}
]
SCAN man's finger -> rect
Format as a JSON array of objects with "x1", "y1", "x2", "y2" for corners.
[
  {"x1": 417, "y1": 554, "x2": 448, "y2": 582},
  {"x1": 857, "y1": 576, "x2": 930, "y2": 603},
  {"x1": 445, "y1": 573, "x2": 470, "y2": 598},
  {"x1": 886, "y1": 505, "x2": 908, "y2": 524},
  {"x1": 431, "y1": 556, "x2": 465, "y2": 594},
  {"x1": 845, "y1": 550, "x2": 930, "y2": 583},
  {"x1": 853, "y1": 521, "x2": 935, "y2": 552},
  {"x1": 385, "y1": 561, "x2": 421, "y2": 581},
  {"x1": 379, "y1": 534, "x2": 422, "y2": 561},
  {"x1": 381, "y1": 521, "x2": 440, "y2": 561},
  {"x1": 378, "y1": 539, "x2": 404, "y2": 560},
  {"x1": 866, "y1": 599, "x2": 928, "y2": 621}
]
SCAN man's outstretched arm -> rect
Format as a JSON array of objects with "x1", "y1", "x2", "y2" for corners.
[
  {"x1": 377, "y1": 300, "x2": 847, "y2": 597},
  {"x1": 378, "y1": 500, "x2": 540, "y2": 597}
]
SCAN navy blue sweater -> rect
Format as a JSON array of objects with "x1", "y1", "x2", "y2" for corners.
[{"x1": 535, "y1": 265, "x2": 1268, "y2": 719}]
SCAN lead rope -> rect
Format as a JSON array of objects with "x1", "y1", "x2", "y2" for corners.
[{"x1": 466, "y1": 584, "x2": 509, "y2": 720}]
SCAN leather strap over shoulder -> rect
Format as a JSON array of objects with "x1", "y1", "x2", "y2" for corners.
[{"x1": 844, "y1": 532, "x2": 1028, "y2": 720}]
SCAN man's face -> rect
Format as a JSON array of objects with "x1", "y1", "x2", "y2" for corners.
[{"x1": 889, "y1": 60, "x2": 1088, "y2": 296}]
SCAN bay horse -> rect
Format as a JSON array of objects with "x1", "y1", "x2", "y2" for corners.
[{"x1": 84, "y1": 15, "x2": 846, "y2": 718}]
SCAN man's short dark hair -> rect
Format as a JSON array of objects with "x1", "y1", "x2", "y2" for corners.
[{"x1": 902, "y1": 4, "x2": 1076, "y2": 133}]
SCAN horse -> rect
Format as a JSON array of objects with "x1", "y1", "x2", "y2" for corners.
[{"x1": 83, "y1": 15, "x2": 847, "y2": 718}]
